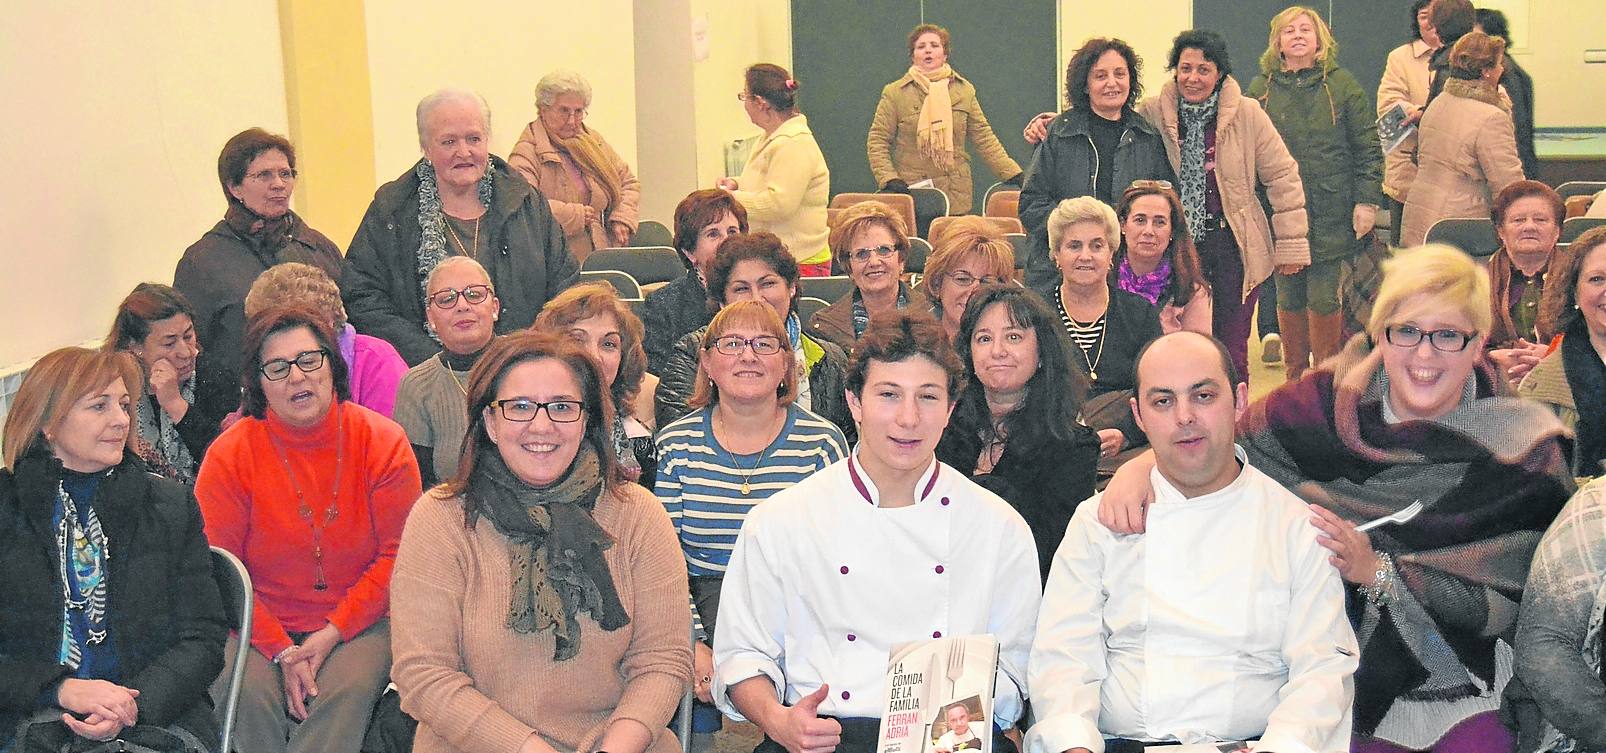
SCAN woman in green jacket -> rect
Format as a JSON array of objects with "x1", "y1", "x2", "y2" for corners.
[{"x1": 1248, "y1": 6, "x2": 1384, "y2": 380}]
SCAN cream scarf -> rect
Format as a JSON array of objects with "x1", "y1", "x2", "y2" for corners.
[{"x1": 910, "y1": 64, "x2": 956, "y2": 169}]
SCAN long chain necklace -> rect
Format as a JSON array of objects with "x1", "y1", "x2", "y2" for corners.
[
  {"x1": 1057, "y1": 286, "x2": 1107, "y2": 382},
  {"x1": 715, "y1": 408, "x2": 783, "y2": 496},
  {"x1": 266, "y1": 410, "x2": 345, "y2": 591},
  {"x1": 444, "y1": 216, "x2": 481, "y2": 258}
]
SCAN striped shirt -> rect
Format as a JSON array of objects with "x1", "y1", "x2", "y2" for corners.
[{"x1": 656, "y1": 403, "x2": 847, "y2": 576}]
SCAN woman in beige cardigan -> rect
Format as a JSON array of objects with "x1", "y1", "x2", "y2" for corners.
[
  {"x1": 717, "y1": 64, "x2": 832, "y2": 275},
  {"x1": 1377, "y1": 1, "x2": 1440, "y2": 242},
  {"x1": 391, "y1": 330, "x2": 691, "y2": 753},
  {"x1": 1400, "y1": 32, "x2": 1524, "y2": 248},
  {"x1": 866, "y1": 23, "x2": 1023, "y2": 215},
  {"x1": 1135, "y1": 29, "x2": 1309, "y2": 380},
  {"x1": 509, "y1": 71, "x2": 641, "y2": 263}
]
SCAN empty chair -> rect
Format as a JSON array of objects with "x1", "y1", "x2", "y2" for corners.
[
  {"x1": 828, "y1": 192, "x2": 917, "y2": 239},
  {"x1": 579, "y1": 269, "x2": 644, "y2": 300},
  {"x1": 906, "y1": 236, "x2": 933, "y2": 275},
  {"x1": 1425, "y1": 217, "x2": 1501, "y2": 258},
  {"x1": 583, "y1": 246, "x2": 685, "y2": 287},
  {"x1": 211, "y1": 546, "x2": 255, "y2": 753},
  {"x1": 1006, "y1": 233, "x2": 1029, "y2": 271},
  {"x1": 910, "y1": 186, "x2": 949, "y2": 237},
  {"x1": 1563, "y1": 217, "x2": 1606, "y2": 244},
  {"x1": 985, "y1": 189, "x2": 1021, "y2": 219},
  {"x1": 799, "y1": 275, "x2": 855, "y2": 303},
  {"x1": 798, "y1": 295, "x2": 832, "y2": 324},
  {"x1": 629, "y1": 219, "x2": 674, "y2": 247},
  {"x1": 1556, "y1": 181, "x2": 1606, "y2": 200},
  {"x1": 1566, "y1": 195, "x2": 1594, "y2": 219}
]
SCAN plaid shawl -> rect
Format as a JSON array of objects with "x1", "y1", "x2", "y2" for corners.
[{"x1": 1240, "y1": 336, "x2": 1574, "y2": 734}]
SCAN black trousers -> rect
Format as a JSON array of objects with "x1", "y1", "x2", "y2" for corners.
[{"x1": 752, "y1": 717, "x2": 1018, "y2": 753}]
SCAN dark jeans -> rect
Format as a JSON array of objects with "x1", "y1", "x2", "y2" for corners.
[
  {"x1": 1257, "y1": 276, "x2": 1278, "y2": 338},
  {"x1": 753, "y1": 718, "x2": 1019, "y2": 753},
  {"x1": 690, "y1": 576, "x2": 726, "y2": 734},
  {"x1": 1196, "y1": 226, "x2": 1261, "y2": 380}
]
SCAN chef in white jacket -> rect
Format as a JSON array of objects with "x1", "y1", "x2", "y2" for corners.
[
  {"x1": 713, "y1": 311, "x2": 1041, "y2": 753},
  {"x1": 1027, "y1": 331, "x2": 1357, "y2": 753}
]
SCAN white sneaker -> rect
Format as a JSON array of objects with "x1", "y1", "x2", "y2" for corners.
[{"x1": 1261, "y1": 333, "x2": 1283, "y2": 363}]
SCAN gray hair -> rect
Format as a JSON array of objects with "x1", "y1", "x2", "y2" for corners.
[
  {"x1": 425, "y1": 255, "x2": 493, "y2": 293},
  {"x1": 415, "y1": 88, "x2": 492, "y2": 149},
  {"x1": 1047, "y1": 196, "x2": 1120, "y2": 253},
  {"x1": 534, "y1": 70, "x2": 594, "y2": 109}
]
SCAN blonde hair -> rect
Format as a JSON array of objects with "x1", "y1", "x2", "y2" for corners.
[
  {"x1": 1368, "y1": 244, "x2": 1492, "y2": 339},
  {"x1": 689, "y1": 300, "x2": 798, "y2": 409},
  {"x1": 828, "y1": 201, "x2": 910, "y2": 270},
  {"x1": 1449, "y1": 31, "x2": 1506, "y2": 76},
  {"x1": 534, "y1": 282, "x2": 648, "y2": 416},
  {"x1": 245, "y1": 262, "x2": 346, "y2": 330},
  {"x1": 1259, "y1": 6, "x2": 1340, "y2": 74},
  {"x1": 2, "y1": 347, "x2": 141, "y2": 470},
  {"x1": 1047, "y1": 196, "x2": 1120, "y2": 254},
  {"x1": 923, "y1": 216, "x2": 1015, "y2": 310}
]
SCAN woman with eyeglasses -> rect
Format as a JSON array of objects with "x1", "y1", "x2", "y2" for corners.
[
  {"x1": 1034, "y1": 197, "x2": 1163, "y2": 460},
  {"x1": 174, "y1": 128, "x2": 343, "y2": 434},
  {"x1": 922, "y1": 215, "x2": 1017, "y2": 345},
  {"x1": 717, "y1": 64, "x2": 832, "y2": 276},
  {"x1": 1097, "y1": 245, "x2": 1572, "y2": 753},
  {"x1": 195, "y1": 306, "x2": 422, "y2": 753},
  {"x1": 508, "y1": 70, "x2": 642, "y2": 262},
  {"x1": 391, "y1": 330, "x2": 692, "y2": 753},
  {"x1": 654, "y1": 300, "x2": 847, "y2": 737},
  {"x1": 805, "y1": 201, "x2": 916, "y2": 353},
  {"x1": 654, "y1": 233, "x2": 853, "y2": 442},
  {"x1": 394, "y1": 256, "x2": 503, "y2": 488},
  {"x1": 104, "y1": 283, "x2": 216, "y2": 483}
]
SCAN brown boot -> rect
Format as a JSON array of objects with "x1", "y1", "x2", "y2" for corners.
[
  {"x1": 1308, "y1": 311, "x2": 1347, "y2": 370},
  {"x1": 1279, "y1": 310, "x2": 1312, "y2": 381}
]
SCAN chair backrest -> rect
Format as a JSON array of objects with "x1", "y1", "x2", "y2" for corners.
[
  {"x1": 984, "y1": 189, "x2": 1021, "y2": 220},
  {"x1": 1006, "y1": 233, "x2": 1030, "y2": 270},
  {"x1": 828, "y1": 192, "x2": 918, "y2": 238},
  {"x1": 799, "y1": 275, "x2": 855, "y2": 303},
  {"x1": 210, "y1": 546, "x2": 253, "y2": 753},
  {"x1": 980, "y1": 181, "x2": 1009, "y2": 211},
  {"x1": 905, "y1": 237, "x2": 932, "y2": 275},
  {"x1": 1563, "y1": 217, "x2": 1606, "y2": 244},
  {"x1": 1566, "y1": 195, "x2": 1593, "y2": 219},
  {"x1": 1556, "y1": 181, "x2": 1606, "y2": 200},
  {"x1": 583, "y1": 246, "x2": 686, "y2": 286},
  {"x1": 927, "y1": 216, "x2": 1025, "y2": 245},
  {"x1": 1424, "y1": 217, "x2": 1500, "y2": 259},
  {"x1": 798, "y1": 296, "x2": 832, "y2": 324},
  {"x1": 909, "y1": 187, "x2": 950, "y2": 237},
  {"x1": 579, "y1": 269, "x2": 644, "y2": 300},
  {"x1": 628, "y1": 220, "x2": 674, "y2": 248}
]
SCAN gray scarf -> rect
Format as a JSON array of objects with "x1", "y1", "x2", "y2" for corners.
[
  {"x1": 133, "y1": 377, "x2": 195, "y2": 483},
  {"x1": 1177, "y1": 90, "x2": 1219, "y2": 241},
  {"x1": 414, "y1": 159, "x2": 495, "y2": 342}
]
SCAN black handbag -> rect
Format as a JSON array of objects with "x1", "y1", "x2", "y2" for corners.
[{"x1": 18, "y1": 721, "x2": 206, "y2": 753}]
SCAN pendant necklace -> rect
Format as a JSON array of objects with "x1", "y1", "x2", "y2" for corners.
[
  {"x1": 267, "y1": 410, "x2": 345, "y2": 591},
  {"x1": 444, "y1": 215, "x2": 481, "y2": 258},
  {"x1": 716, "y1": 409, "x2": 780, "y2": 496}
]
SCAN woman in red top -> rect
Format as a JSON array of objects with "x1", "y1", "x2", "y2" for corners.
[{"x1": 195, "y1": 306, "x2": 421, "y2": 753}]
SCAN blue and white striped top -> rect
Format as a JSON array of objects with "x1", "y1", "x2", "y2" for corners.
[{"x1": 656, "y1": 403, "x2": 848, "y2": 576}]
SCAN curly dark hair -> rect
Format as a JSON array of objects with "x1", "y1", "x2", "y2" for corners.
[
  {"x1": 845, "y1": 310, "x2": 965, "y2": 401},
  {"x1": 672, "y1": 189, "x2": 749, "y2": 268},
  {"x1": 1065, "y1": 37, "x2": 1142, "y2": 111},
  {"x1": 1409, "y1": 0, "x2": 1433, "y2": 41},
  {"x1": 239, "y1": 306, "x2": 351, "y2": 419},
  {"x1": 705, "y1": 232, "x2": 802, "y2": 318},
  {"x1": 1166, "y1": 29, "x2": 1231, "y2": 79},
  {"x1": 951, "y1": 285, "x2": 1087, "y2": 449}
]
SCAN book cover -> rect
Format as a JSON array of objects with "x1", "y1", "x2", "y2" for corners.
[
  {"x1": 876, "y1": 634, "x2": 1000, "y2": 753},
  {"x1": 1377, "y1": 102, "x2": 1415, "y2": 155}
]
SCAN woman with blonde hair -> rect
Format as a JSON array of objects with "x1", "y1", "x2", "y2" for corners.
[
  {"x1": 807, "y1": 201, "x2": 916, "y2": 351},
  {"x1": 922, "y1": 215, "x2": 1015, "y2": 344},
  {"x1": 508, "y1": 70, "x2": 642, "y2": 261},
  {"x1": 1248, "y1": 5, "x2": 1384, "y2": 380},
  {"x1": 866, "y1": 23, "x2": 1023, "y2": 214}
]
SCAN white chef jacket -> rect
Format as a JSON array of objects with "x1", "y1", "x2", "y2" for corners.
[
  {"x1": 1026, "y1": 449, "x2": 1357, "y2": 753},
  {"x1": 712, "y1": 452, "x2": 1041, "y2": 725}
]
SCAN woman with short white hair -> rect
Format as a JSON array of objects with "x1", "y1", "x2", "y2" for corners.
[{"x1": 509, "y1": 71, "x2": 642, "y2": 261}]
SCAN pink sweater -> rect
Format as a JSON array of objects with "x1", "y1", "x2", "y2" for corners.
[{"x1": 391, "y1": 482, "x2": 692, "y2": 753}]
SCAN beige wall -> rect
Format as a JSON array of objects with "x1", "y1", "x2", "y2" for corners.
[
  {"x1": 1059, "y1": 1, "x2": 1193, "y2": 108},
  {"x1": 364, "y1": 0, "x2": 639, "y2": 183},
  {"x1": 0, "y1": 3, "x2": 289, "y2": 368},
  {"x1": 1506, "y1": 0, "x2": 1606, "y2": 128},
  {"x1": 690, "y1": 0, "x2": 792, "y2": 189}
]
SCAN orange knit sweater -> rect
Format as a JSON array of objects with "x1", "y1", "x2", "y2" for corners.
[
  {"x1": 196, "y1": 400, "x2": 422, "y2": 658},
  {"x1": 391, "y1": 483, "x2": 691, "y2": 753}
]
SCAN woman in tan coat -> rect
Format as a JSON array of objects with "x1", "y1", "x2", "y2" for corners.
[
  {"x1": 509, "y1": 71, "x2": 642, "y2": 263},
  {"x1": 867, "y1": 23, "x2": 1023, "y2": 215},
  {"x1": 1135, "y1": 29, "x2": 1309, "y2": 379},
  {"x1": 1400, "y1": 32, "x2": 1523, "y2": 248}
]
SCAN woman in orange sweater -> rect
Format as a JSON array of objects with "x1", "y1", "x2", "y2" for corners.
[
  {"x1": 195, "y1": 306, "x2": 421, "y2": 753},
  {"x1": 391, "y1": 331, "x2": 691, "y2": 753}
]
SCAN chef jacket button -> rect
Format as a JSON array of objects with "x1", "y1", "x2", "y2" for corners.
[
  {"x1": 932, "y1": 631, "x2": 942, "y2": 638},
  {"x1": 847, "y1": 633, "x2": 856, "y2": 641},
  {"x1": 940, "y1": 497, "x2": 950, "y2": 506},
  {"x1": 839, "y1": 565, "x2": 849, "y2": 574},
  {"x1": 841, "y1": 690, "x2": 851, "y2": 700},
  {"x1": 935, "y1": 565, "x2": 945, "y2": 574}
]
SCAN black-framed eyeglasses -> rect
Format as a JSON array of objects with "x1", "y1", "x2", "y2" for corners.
[
  {"x1": 1384, "y1": 324, "x2": 1477, "y2": 353},
  {"x1": 247, "y1": 168, "x2": 298, "y2": 183},
  {"x1": 489, "y1": 398, "x2": 584, "y2": 423},
  {"x1": 260, "y1": 349, "x2": 328, "y2": 381},
  {"x1": 850, "y1": 245, "x2": 900, "y2": 264},
  {"x1": 945, "y1": 272, "x2": 1007, "y2": 289},
  {"x1": 709, "y1": 335, "x2": 784, "y2": 356},
  {"x1": 429, "y1": 284, "x2": 494, "y2": 309}
]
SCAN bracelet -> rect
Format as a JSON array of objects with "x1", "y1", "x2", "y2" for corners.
[
  {"x1": 1362, "y1": 551, "x2": 1399, "y2": 607},
  {"x1": 271, "y1": 645, "x2": 297, "y2": 664}
]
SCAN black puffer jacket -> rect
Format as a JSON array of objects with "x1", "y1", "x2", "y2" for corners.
[
  {"x1": 654, "y1": 326, "x2": 855, "y2": 445},
  {"x1": 342, "y1": 156, "x2": 580, "y2": 365},
  {"x1": 640, "y1": 270, "x2": 713, "y2": 376},
  {"x1": 0, "y1": 450, "x2": 227, "y2": 749}
]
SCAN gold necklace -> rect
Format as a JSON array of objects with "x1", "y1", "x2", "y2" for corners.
[
  {"x1": 715, "y1": 408, "x2": 783, "y2": 496},
  {"x1": 1057, "y1": 286, "x2": 1108, "y2": 382},
  {"x1": 444, "y1": 216, "x2": 480, "y2": 258}
]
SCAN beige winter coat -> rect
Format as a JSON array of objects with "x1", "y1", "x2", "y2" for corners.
[
  {"x1": 1400, "y1": 78, "x2": 1524, "y2": 248},
  {"x1": 508, "y1": 121, "x2": 641, "y2": 261},
  {"x1": 1138, "y1": 77, "x2": 1310, "y2": 302},
  {"x1": 1377, "y1": 39, "x2": 1435, "y2": 202},
  {"x1": 867, "y1": 70, "x2": 1021, "y2": 214}
]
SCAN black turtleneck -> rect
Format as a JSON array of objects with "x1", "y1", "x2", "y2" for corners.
[{"x1": 1088, "y1": 111, "x2": 1125, "y2": 203}]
